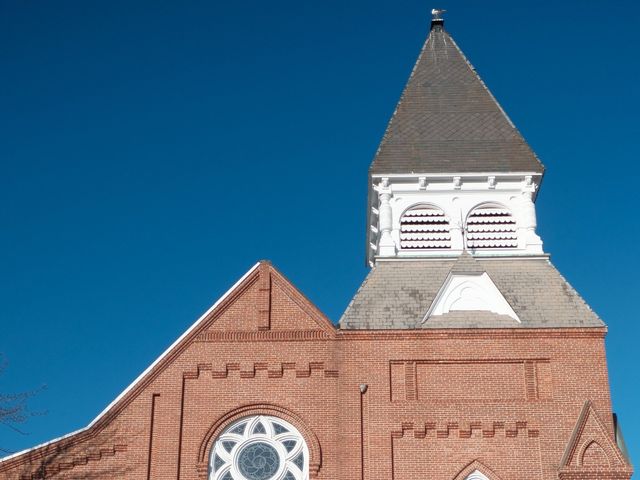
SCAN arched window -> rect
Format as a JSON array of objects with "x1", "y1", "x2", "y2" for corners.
[
  {"x1": 400, "y1": 204, "x2": 451, "y2": 250},
  {"x1": 466, "y1": 204, "x2": 517, "y2": 249},
  {"x1": 465, "y1": 471, "x2": 490, "y2": 480},
  {"x1": 210, "y1": 415, "x2": 309, "y2": 480}
]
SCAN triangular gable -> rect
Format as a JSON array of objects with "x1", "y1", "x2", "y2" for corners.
[
  {"x1": 423, "y1": 271, "x2": 520, "y2": 323},
  {"x1": 0, "y1": 260, "x2": 335, "y2": 469},
  {"x1": 204, "y1": 261, "x2": 336, "y2": 334},
  {"x1": 558, "y1": 401, "x2": 632, "y2": 479}
]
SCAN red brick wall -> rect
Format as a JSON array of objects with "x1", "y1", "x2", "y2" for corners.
[{"x1": 0, "y1": 263, "x2": 630, "y2": 480}]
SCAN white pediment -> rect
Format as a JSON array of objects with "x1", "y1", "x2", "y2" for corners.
[{"x1": 424, "y1": 272, "x2": 520, "y2": 322}]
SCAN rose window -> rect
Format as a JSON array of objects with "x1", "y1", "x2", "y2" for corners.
[{"x1": 210, "y1": 415, "x2": 308, "y2": 480}]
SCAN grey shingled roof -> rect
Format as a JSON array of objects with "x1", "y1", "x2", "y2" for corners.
[
  {"x1": 370, "y1": 22, "x2": 544, "y2": 175},
  {"x1": 339, "y1": 255, "x2": 603, "y2": 329}
]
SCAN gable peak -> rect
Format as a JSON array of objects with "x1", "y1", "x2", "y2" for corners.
[
  {"x1": 205, "y1": 260, "x2": 335, "y2": 336},
  {"x1": 559, "y1": 401, "x2": 632, "y2": 478}
]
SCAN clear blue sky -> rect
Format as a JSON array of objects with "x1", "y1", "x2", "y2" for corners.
[{"x1": 1, "y1": 0, "x2": 639, "y2": 466}]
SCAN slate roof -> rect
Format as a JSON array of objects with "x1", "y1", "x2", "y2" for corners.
[
  {"x1": 339, "y1": 255, "x2": 603, "y2": 329},
  {"x1": 370, "y1": 22, "x2": 544, "y2": 175}
]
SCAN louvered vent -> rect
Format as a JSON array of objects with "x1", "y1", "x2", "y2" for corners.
[
  {"x1": 466, "y1": 205, "x2": 517, "y2": 249},
  {"x1": 400, "y1": 205, "x2": 451, "y2": 250}
]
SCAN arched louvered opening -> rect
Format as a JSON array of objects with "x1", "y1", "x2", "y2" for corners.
[
  {"x1": 466, "y1": 204, "x2": 517, "y2": 249},
  {"x1": 400, "y1": 204, "x2": 451, "y2": 250}
]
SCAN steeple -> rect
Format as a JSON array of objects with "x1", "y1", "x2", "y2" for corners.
[
  {"x1": 370, "y1": 10, "x2": 544, "y2": 176},
  {"x1": 366, "y1": 11, "x2": 544, "y2": 265}
]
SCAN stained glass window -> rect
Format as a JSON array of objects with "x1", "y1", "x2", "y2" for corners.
[
  {"x1": 292, "y1": 453, "x2": 304, "y2": 471},
  {"x1": 273, "y1": 423, "x2": 289, "y2": 435},
  {"x1": 282, "y1": 440, "x2": 296, "y2": 453},
  {"x1": 213, "y1": 454, "x2": 225, "y2": 472},
  {"x1": 253, "y1": 422, "x2": 266, "y2": 435},
  {"x1": 238, "y1": 442, "x2": 280, "y2": 480},
  {"x1": 229, "y1": 423, "x2": 247, "y2": 436},
  {"x1": 222, "y1": 441, "x2": 236, "y2": 453},
  {"x1": 209, "y1": 415, "x2": 308, "y2": 480}
]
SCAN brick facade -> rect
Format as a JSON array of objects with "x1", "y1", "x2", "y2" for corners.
[
  {"x1": 0, "y1": 14, "x2": 632, "y2": 479},
  {"x1": 0, "y1": 262, "x2": 631, "y2": 479}
]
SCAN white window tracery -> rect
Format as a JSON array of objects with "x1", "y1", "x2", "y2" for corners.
[{"x1": 210, "y1": 415, "x2": 308, "y2": 480}]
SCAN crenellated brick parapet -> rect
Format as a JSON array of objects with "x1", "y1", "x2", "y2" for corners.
[
  {"x1": 391, "y1": 421, "x2": 539, "y2": 440},
  {"x1": 183, "y1": 361, "x2": 339, "y2": 380}
]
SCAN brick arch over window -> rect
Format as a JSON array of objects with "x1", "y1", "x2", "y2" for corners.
[
  {"x1": 197, "y1": 404, "x2": 322, "y2": 479},
  {"x1": 465, "y1": 472, "x2": 490, "y2": 480},
  {"x1": 399, "y1": 203, "x2": 451, "y2": 250},
  {"x1": 465, "y1": 202, "x2": 517, "y2": 249},
  {"x1": 452, "y1": 460, "x2": 503, "y2": 480},
  {"x1": 580, "y1": 440, "x2": 610, "y2": 467}
]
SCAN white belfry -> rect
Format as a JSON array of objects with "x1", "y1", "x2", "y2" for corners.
[{"x1": 367, "y1": 174, "x2": 545, "y2": 263}]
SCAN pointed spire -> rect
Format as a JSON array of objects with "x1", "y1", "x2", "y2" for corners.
[{"x1": 370, "y1": 12, "x2": 544, "y2": 175}]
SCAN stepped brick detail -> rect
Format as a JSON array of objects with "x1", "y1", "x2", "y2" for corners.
[{"x1": 17, "y1": 445, "x2": 126, "y2": 480}]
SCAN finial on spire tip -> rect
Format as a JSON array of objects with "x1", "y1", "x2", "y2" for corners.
[
  {"x1": 431, "y1": 8, "x2": 446, "y2": 20},
  {"x1": 431, "y1": 8, "x2": 446, "y2": 30}
]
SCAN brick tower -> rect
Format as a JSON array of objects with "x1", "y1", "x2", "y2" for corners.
[{"x1": 0, "y1": 10, "x2": 631, "y2": 480}]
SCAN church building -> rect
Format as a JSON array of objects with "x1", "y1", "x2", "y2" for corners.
[{"x1": 0, "y1": 11, "x2": 632, "y2": 480}]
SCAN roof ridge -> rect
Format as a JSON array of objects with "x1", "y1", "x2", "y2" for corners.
[{"x1": 450, "y1": 252, "x2": 485, "y2": 274}]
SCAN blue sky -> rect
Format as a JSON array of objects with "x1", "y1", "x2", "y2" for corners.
[{"x1": 1, "y1": 0, "x2": 639, "y2": 466}]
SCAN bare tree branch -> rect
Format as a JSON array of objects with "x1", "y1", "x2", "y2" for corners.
[{"x1": 0, "y1": 354, "x2": 47, "y2": 454}]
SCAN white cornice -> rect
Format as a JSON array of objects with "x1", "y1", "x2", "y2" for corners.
[
  {"x1": 374, "y1": 254, "x2": 551, "y2": 262},
  {"x1": 370, "y1": 172, "x2": 542, "y2": 179}
]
